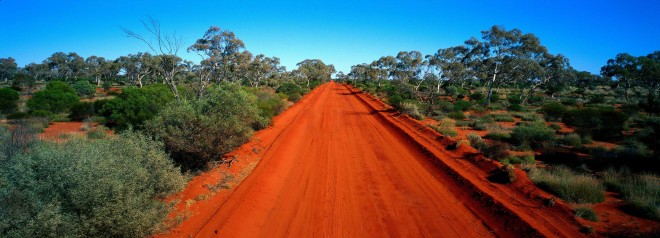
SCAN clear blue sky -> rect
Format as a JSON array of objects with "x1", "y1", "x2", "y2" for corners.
[{"x1": 1, "y1": 0, "x2": 658, "y2": 74}]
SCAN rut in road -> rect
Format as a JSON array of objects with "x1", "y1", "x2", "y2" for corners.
[
  {"x1": 161, "y1": 82, "x2": 586, "y2": 238},
  {"x1": 192, "y1": 83, "x2": 494, "y2": 237}
]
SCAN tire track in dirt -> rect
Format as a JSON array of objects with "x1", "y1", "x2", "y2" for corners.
[{"x1": 163, "y1": 82, "x2": 585, "y2": 238}]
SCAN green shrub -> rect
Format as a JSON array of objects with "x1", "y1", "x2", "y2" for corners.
[
  {"x1": 483, "y1": 141, "x2": 510, "y2": 160},
  {"x1": 432, "y1": 119, "x2": 458, "y2": 137},
  {"x1": 574, "y1": 206, "x2": 599, "y2": 221},
  {"x1": 467, "y1": 133, "x2": 486, "y2": 151},
  {"x1": 514, "y1": 112, "x2": 543, "y2": 122},
  {"x1": 563, "y1": 107, "x2": 628, "y2": 141},
  {"x1": 102, "y1": 81, "x2": 112, "y2": 91},
  {"x1": 27, "y1": 81, "x2": 79, "y2": 114},
  {"x1": 603, "y1": 168, "x2": 659, "y2": 221},
  {"x1": 491, "y1": 113, "x2": 515, "y2": 122},
  {"x1": 146, "y1": 84, "x2": 266, "y2": 172},
  {"x1": 276, "y1": 82, "x2": 306, "y2": 102},
  {"x1": 529, "y1": 166, "x2": 605, "y2": 204},
  {"x1": 563, "y1": 133, "x2": 582, "y2": 147},
  {"x1": 507, "y1": 94, "x2": 522, "y2": 104},
  {"x1": 548, "y1": 123, "x2": 562, "y2": 131},
  {"x1": 470, "y1": 92, "x2": 485, "y2": 101},
  {"x1": 100, "y1": 84, "x2": 174, "y2": 130},
  {"x1": 447, "y1": 111, "x2": 465, "y2": 120},
  {"x1": 484, "y1": 131, "x2": 511, "y2": 141},
  {"x1": 0, "y1": 131, "x2": 186, "y2": 237},
  {"x1": 71, "y1": 80, "x2": 96, "y2": 98},
  {"x1": 511, "y1": 122, "x2": 556, "y2": 149},
  {"x1": 445, "y1": 85, "x2": 458, "y2": 97},
  {"x1": 69, "y1": 102, "x2": 97, "y2": 121},
  {"x1": 86, "y1": 125, "x2": 108, "y2": 139},
  {"x1": 399, "y1": 101, "x2": 424, "y2": 120},
  {"x1": 453, "y1": 100, "x2": 472, "y2": 111},
  {"x1": 247, "y1": 89, "x2": 287, "y2": 127},
  {"x1": 540, "y1": 102, "x2": 567, "y2": 121},
  {"x1": 470, "y1": 120, "x2": 488, "y2": 131},
  {"x1": 6, "y1": 112, "x2": 29, "y2": 120},
  {"x1": 508, "y1": 103, "x2": 524, "y2": 112},
  {"x1": 0, "y1": 88, "x2": 19, "y2": 114},
  {"x1": 561, "y1": 97, "x2": 578, "y2": 106},
  {"x1": 44, "y1": 81, "x2": 76, "y2": 94},
  {"x1": 29, "y1": 110, "x2": 53, "y2": 120}
]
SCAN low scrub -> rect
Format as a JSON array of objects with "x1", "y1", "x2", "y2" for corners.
[
  {"x1": 0, "y1": 131, "x2": 186, "y2": 237},
  {"x1": 491, "y1": 113, "x2": 515, "y2": 122},
  {"x1": 511, "y1": 122, "x2": 556, "y2": 149},
  {"x1": 540, "y1": 102, "x2": 567, "y2": 121},
  {"x1": 432, "y1": 119, "x2": 458, "y2": 137},
  {"x1": 146, "y1": 84, "x2": 267, "y2": 171},
  {"x1": 484, "y1": 131, "x2": 511, "y2": 141},
  {"x1": 529, "y1": 166, "x2": 605, "y2": 204},
  {"x1": 602, "y1": 168, "x2": 659, "y2": 221},
  {"x1": 399, "y1": 101, "x2": 424, "y2": 120},
  {"x1": 574, "y1": 206, "x2": 599, "y2": 222}
]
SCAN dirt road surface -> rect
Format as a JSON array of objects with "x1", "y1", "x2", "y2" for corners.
[{"x1": 161, "y1": 82, "x2": 584, "y2": 238}]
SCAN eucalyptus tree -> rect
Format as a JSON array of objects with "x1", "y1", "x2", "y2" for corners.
[
  {"x1": 372, "y1": 56, "x2": 395, "y2": 87},
  {"x1": 124, "y1": 17, "x2": 185, "y2": 99},
  {"x1": 0, "y1": 57, "x2": 18, "y2": 82},
  {"x1": 188, "y1": 26, "x2": 246, "y2": 98},
  {"x1": 601, "y1": 53, "x2": 640, "y2": 101},
  {"x1": 45, "y1": 52, "x2": 86, "y2": 81},
  {"x1": 393, "y1": 51, "x2": 423, "y2": 85},
  {"x1": 639, "y1": 51, "x2": 660, "y2": 104},
  {"x1": 348, "y1": 63, "x2": 376, "y2": 84},
  {"x1": 85, "y1": 56, "x2": 106, "y2": 86},
  {"x1": 117, "y1": 52, "x2": 156, "y2": 88},
  {"x1": 23, "y1": 63, "x2": 49, "y2": 82},
  {"x1": 296, "y1": 59, "x2": 331, "y2": 87},
  {"x1": 428, "y1": 46, "x2": 468, "y2": 93}
]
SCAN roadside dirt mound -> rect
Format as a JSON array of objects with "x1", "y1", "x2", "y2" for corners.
[{"x1": 160, "y1": 82, "x2": 585, "y2": 237}]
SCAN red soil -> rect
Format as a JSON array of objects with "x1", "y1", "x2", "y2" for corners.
[
  {"x1": 585, "y1": 192, "x2": 660, "y2": 235},
  {"x1": 160, "y1": 82, "x2": 585, "y2": 237},
  {"x1": 39, "y1": 122, "x2": 86, "y2": 140},
  {"x1": 38, "y1": 122, "x2": 109, "y2": 141}
]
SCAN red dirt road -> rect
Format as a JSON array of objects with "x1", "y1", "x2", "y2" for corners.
[{"x1": 163, "y1": 82, "x2": 585, "y2": 237}]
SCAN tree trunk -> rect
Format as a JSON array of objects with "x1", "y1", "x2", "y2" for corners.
[{"x1": 486, "y1": 63, "x2": 499, "y2": 105}]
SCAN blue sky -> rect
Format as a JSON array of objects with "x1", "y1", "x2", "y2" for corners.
[{"x1": 0, "y1": 0, "x2": 658, "y2": 74}]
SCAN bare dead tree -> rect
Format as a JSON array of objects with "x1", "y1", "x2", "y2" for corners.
[{"x1": 122, "y1": 17, "x2": 184, "y2": 100}]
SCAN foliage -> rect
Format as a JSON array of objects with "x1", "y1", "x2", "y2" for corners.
[
  {"x1": 511, "y1": 122, "x2": 556, "y2": 149},
  {"x1": 432, "y1": 119, "x2": 457, "y2": 137},
  {"x1": 250, "y1": 89, "x2": 287, "y2": 125},
  {"x1": 540, "y1": 102, "x2": 567, "y2": 121},
  {"x1": 68, "y1": 102, "x2": 97, "y2": 121},
  {"x1": 574, "y1": 206, "x2": 599, "y2": 222},
  {"x1": 276, "y1": 82, "x2": 306, "y2": 102},
  {"x1": 100, "y1": 84, "x2": 174, "y2": 130},
  {"x1": 602, "y1": 168, "x2": 659, "y2": 221},
  {"x1": 399, "y1": 101, "x2": 424, "y2": 120},
  {"x1": 27, "y1": 81, "x2": 79, "y2": 114},
  {"x1": 453, "y1": 100, "x2": 472, "y2": 111},
  {"x1": 146, "y1": 83, "x2": 266, "y2": 171},
  {"x1": 491, "y1": 113, "x2": 515, "y2": 122},
  {"x1": 467, "y1": 133, "x2": 487, "y2": 151},
  {"x1": 71, "y1": 80, "x2": 96, "y2": 98},
  {"x1": 563, "y1": 107, "x2": 628, "y2": 141},
  {"x1": 529, "y1": 166, "x2": 605, "y2": 204},
  {"x1": 0, "y1": 131, "x2": 186, "y2": 237},
  {"x1": 483, "y1": 141, "x2": 510, "y2": 160},
  {"x1": 447, "y1": 111, "x2": 465, "y2": 120},
  {"x1": 562, "y1": 133, "x2": 582, "y2": 147},
  {"x1": 0, "y1": 88, "x2": 19, "y2": 114},
  {"x1": 484, "y1": 131, "x2": 511, "y2": 141}
]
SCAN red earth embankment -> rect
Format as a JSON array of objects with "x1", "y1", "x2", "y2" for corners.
[{"x1": 160, "y1": 82, "x2": 585, "y2": 237}]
